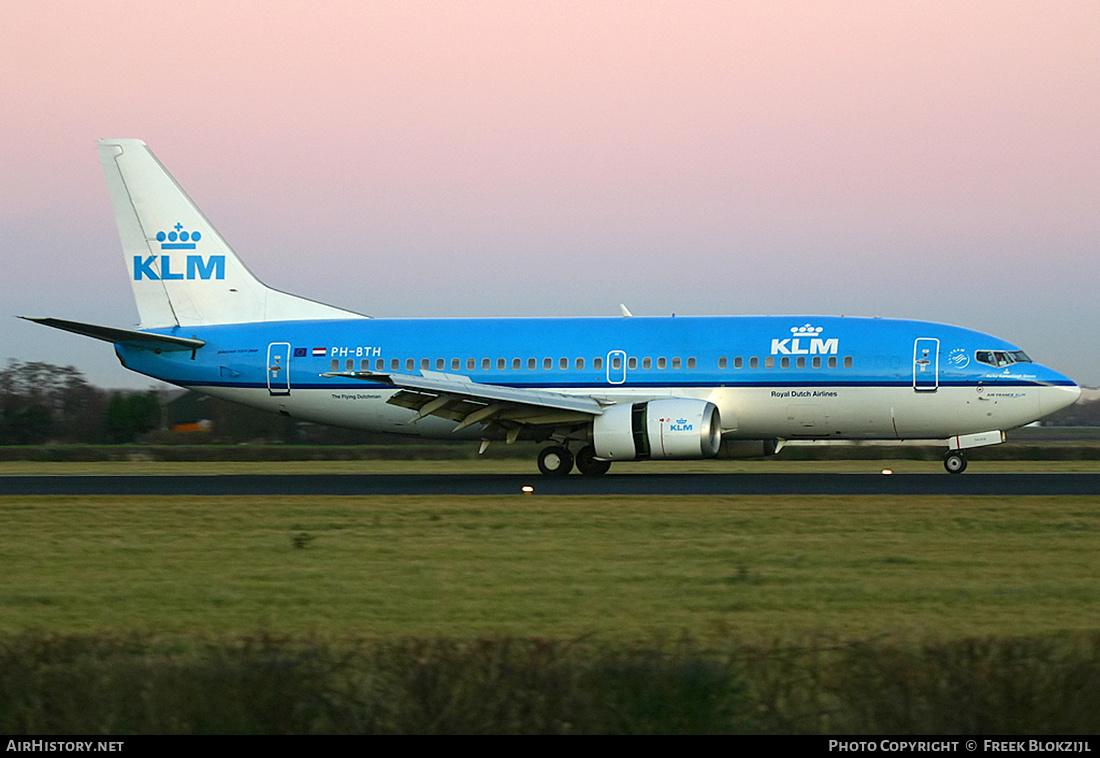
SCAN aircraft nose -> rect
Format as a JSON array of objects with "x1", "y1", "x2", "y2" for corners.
[{"x1": 1038, "y1": 375, "x2": 1081, "y2": 417}]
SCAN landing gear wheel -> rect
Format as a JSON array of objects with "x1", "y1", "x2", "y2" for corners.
[
  {"x1": 944, "y1": 451, "x2": 968, "y2": 474},
  {"x1": 575, "y1": 445, "x2": 612, "y2": 476},
  {"x1": 537, "y1": 445, "x2": 574, "y2": 477}
]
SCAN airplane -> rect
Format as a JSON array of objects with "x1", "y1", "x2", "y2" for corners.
[{"x1": 24, "y1": 139, "x2": 1081, "y2": 475}]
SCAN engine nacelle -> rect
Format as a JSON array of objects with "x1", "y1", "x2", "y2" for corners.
[{"x1": 593, "y1": 399, "x2": 722, "y2": 460}]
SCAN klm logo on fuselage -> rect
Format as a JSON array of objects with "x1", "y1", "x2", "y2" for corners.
[
  {"x1": 771, "y1": 324, "x2": 839, "y2": 356},
  {"x1": 133, "y1": 223, "x2": 225, "y2": 280}
]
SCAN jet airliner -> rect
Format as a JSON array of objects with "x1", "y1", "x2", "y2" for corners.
[{"x1": 25, "y1": 140, "x2": 1081, "y2": 475}]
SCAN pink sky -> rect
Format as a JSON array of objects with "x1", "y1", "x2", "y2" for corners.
[{"x1": 2, "y1": 1, "x2": 1098, "y2": 387}]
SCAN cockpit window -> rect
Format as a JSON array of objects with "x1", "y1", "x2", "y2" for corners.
[{"x1": 975, "y1": 350, "x2": 1032, "y2": 367}]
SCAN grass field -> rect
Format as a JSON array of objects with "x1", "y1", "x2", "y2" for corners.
[
  {"x1": 3, "y1": 459, "x2": 1099, "y2": 733},
  {"x1": 2, "y1": 488, "x2": 1097, "y2": 642}
]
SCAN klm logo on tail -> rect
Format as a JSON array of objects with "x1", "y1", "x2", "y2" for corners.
[
  {"x1": 133, "y1": 223, "x2": 224, "y2": 280},
  {"x1": 157, "y1": 222, "x2": 200, "y2": 249}
]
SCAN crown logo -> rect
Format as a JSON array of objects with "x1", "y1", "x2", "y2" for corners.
[
  {"x1": 156, "y1": 222, "x2": 202, "y2": 250},
  {"x1": 790, "y1": 324, "x2": 824, "y2": 337}
]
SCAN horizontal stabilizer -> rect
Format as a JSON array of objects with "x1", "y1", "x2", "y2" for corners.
[{"x1": 20, "y1": 317, "x2": 205, "y2": 351}]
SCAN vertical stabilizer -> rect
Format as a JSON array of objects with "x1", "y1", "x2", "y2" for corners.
[{"x1": 98, "y1": 139, "x2": 364, "y2": 327}]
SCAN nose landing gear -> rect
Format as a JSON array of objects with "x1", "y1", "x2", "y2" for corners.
[{"x1": 944, "y1": 451, "x2": 968, "y2": 474}]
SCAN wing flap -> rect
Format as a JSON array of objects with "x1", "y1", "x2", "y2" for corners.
[{"x1": 322, "y1": 369, "x2": 604, "y2": 429}]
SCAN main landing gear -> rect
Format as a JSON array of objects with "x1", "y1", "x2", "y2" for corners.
[
  {"x1": 537, "y1": 444, "x2": 611, "y2": 477},
  {"x1": 943, "y1": 451, "x2": 968, "y2": 474},
  {"x1": 537, "y1": 445, "x2": 572, "y2": 476}
]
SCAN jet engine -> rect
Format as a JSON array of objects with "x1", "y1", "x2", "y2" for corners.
[{"x1": 592, "y1": 399, "x2": 721, "y2": 460}]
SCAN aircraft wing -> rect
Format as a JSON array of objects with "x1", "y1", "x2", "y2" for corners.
[{"x1": 321, "y1": 369, "x2": 605, "y2": 432}]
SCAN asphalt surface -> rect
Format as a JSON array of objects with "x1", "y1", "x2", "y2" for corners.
[{"x1": 3, "y1": 473, "x2": 1100, "y2": 496}]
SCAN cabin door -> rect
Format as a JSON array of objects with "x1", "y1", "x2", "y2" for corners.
[
  {"x1": 267, "y1": 342, "x2": 291, "y2": 396},
  {"x1": 912, "y1": 338, "x2": 939, "y2": 392}
]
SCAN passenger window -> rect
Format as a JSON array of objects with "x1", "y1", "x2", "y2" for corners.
[
  {"x1": 643, "y1": 357, "x2": 652, "y2": 369},
  {"x1": 733, "y1": 357, "x2": 742, "y2": 369},
  {"x1": 560, "y1": 357, "x2": 568, "y2": 370},
  {"x1": 628, "y1": 357, "x2": 638, "y2": 370},
  {"x1": 451, "y1": 358, "x2": 460, "y2": 370},
  {"x1": 436, "y1": 358, "x2": 445, "y2": 370},
  {"x1": 687, "y1": 357, "x2": 696, "y2": 369},
  {"x1": 544, "y1": 357, "x2": 552, "y2": 370},
  {"x1": 611, "y1": 356, "x2": 622, "y2": 370},
  {"x1": 497, "y1": 358, "x2": 505, "y2": 370},
  {"x1": 392, "y1": 359, "x2": 400, "y2": 370},
  {"x1": 407, "y1": 358, "x2": 415, "y2": 371},
  {"x1": 467, "y1": 358, "x2": 475, "y2": 370},
  {"x1": 844, "y1": 356, "x2": 853, "y2": 368},
  {"x1": 346, "y1": 359, "x2": 354, "y2": 371},
  {"x1": 719, "y1": 357, "x2": 727, "y2": 369},
  {"x1": 482, "y1": 358, "x2": 491, "y2": 370},
  {"x1": 594, "y1": 357, "x2": 603, "y2": 370},
  {"x1": 512, "y1": 358, "x2": 521, "y2": 369},
  {"x1": 330, "y1": 359, "x2": 339, "y2": 371},
  {"x1": 796, "y1": 357, "x2": 805, "y2": 369},
  {"x1": 812, "y1": 357, "x2": 821, "y2": 369},
  {"x1": 749, "y1": 357, "x2": 759, "y2": 369},
  {"x1": 780, "y1": 357, "x2": 790, "y2": 369},
  {"x1": 576, "y1": 357, "x2": 584, "y2": 370},
  {"x1": 672, "y1": 357, "x2": 682, "y2": 369},
  {"x1": 828, "y1": 357, "x2": 837, "y2": 369},
  {"x1": 657, "y1": 357, "x2": 667, "y2": 369},
  {"x1": 421, "y1": 359, "x2": 430, "y2": 370},
  {"x1": 764, "y1": 357, "x2": 774, "y2": 369}
]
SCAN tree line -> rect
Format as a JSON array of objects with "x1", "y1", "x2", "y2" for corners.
[
  {"x1": 0, "y1": 360, "x2": 375, "y2": 445},
  {"x1": 0, "y1": 361, "x2": 160, "y2": 444}
]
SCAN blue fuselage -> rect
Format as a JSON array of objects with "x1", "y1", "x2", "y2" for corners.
[{"x1": 116, "y1": 314, "x2": 1078, "y2": 442}]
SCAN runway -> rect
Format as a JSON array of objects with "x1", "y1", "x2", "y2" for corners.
[{"x1": 3, "y1": 473, "x2": 1100, "y2": 496}]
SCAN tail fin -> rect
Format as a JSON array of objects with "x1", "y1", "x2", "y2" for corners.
[{"x1": 98, "y1": 139, "x2": 364, "y2": 327}]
